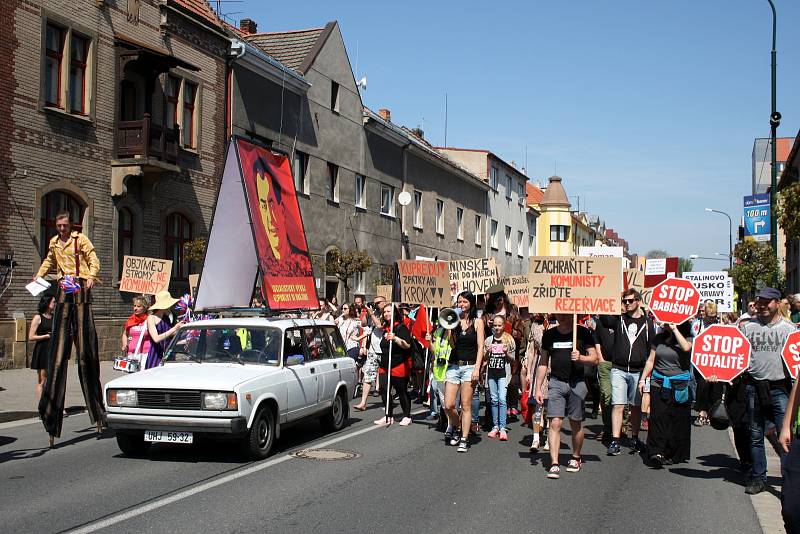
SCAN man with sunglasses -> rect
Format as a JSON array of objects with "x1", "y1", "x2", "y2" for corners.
[
  {"x1": 740, "y1": 287, "x2": 797, "y2": 495},
  {"x1": 599, "y1": 288, "x2": 655, "y2": 456}
]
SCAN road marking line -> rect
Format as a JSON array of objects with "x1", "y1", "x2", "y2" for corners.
[
  {"x1": 0, "y1": 417, "x2": 41, "y2": 430},
  {"x1": 64, "y1": 407, "x2": 428, "y2": 533}
]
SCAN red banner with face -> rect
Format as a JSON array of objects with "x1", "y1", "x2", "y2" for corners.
[{"x1": 237, "y1": 138, "x2": 317, "y2": 310}]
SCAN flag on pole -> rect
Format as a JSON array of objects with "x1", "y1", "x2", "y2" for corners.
[{"x1": 410, "y1": 304, "x2": 431, "y2": 349}]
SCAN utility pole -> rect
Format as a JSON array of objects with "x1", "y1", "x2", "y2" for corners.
[{"x1": 766, "y1": 0, "x2": 781, "y2": 266}]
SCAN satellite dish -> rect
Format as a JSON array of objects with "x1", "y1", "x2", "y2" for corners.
[
  {"x1": 357, "y1": 77, "x2": 367, "y2": 91},
  {"x1": 398, "y1": 191, "x2": 412, "y2": 206}
]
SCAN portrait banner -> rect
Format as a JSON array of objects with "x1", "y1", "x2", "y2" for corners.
[
  {"x1": 119, "y1": 256, "x2": 172, "y2": 295},
  {"x1": 528, "y1": 256, "x2": 623, "y2": 315},
  {"x1": 238, "y1": 138, "x2": 317, "y2": 310},
  {"x1": 449, "y1": 258, "x2": 498, "y2": 296},
  {"x1": 397, "y1": 260, "x2": 450, "y2": 308}
]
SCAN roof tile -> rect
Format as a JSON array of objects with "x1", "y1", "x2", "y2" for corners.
[{"x1": 245, "y1": 28, "x2": 325, "y2": 71}]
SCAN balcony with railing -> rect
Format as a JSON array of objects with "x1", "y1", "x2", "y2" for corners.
[{"x1": 116, "y1": 113, "x2": 180, "y2": 164}]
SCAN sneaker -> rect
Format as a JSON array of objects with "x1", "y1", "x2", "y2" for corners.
[
  {"x1": 631, "y1": 438, "x2": 646, "y2": 453},
  {"x1": 547, "y1": 465, "x2": 561, "y2": 479},
  {"x1": 398, "y1": 417, "x2": 412, "y2": 426},
  {"x1": 745, "y1": 479, "x2": 767, "y2": 495},
  {"x1": 530, "y1": 436, "x2": 540, "y2": 452},
  {"x1": 607, "y1": 440, "x2": 621, "y2": 456},
  {"x1": 566, "y1": 457, "x2": 582, "y2": 473},
  {"x1": 650, "y1": 454, "x2": 665, "y2": 468},
  {"x1": 543, "y1": 439, "x2": 550, "y2": 451},
  {"x1": 488, "y1": 427, "x2": 500, "y2": 438},
  {"x1": 444, "y1": 428, "x2": 455, "y2": 444},
  {"x1": 510, "y1": 408, "x2": 519, "y2": 416},
  {"x1": 457, "y1": 438, "x2": 469, "y2": 452},
  {"x1": 499, "y1": 429, "x2": 508, "y2": 441},
  {"x1": 425, "y1": 412, "x2": 438, "y2": 421}
]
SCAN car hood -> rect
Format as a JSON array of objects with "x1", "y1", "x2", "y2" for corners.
[{"x1": 105, "y1": 363, "x2": 281, "y2": 391}]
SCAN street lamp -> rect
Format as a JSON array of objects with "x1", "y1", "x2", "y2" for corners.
[
  {"x1": 766, "y1": 0, "x2": 780, "y2": 264},
  {"x1": 689, "y1": 254, "x2": 729, "y2": 262},
  {"x1": 704, "y1": 208, "x2": 733, "y2": 270}
]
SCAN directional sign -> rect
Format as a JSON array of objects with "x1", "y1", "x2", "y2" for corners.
[
  {"x1": 692, "y1": 324, "x2": 751, "y2": 383},
  {"x1": 649, "y1": 277, "x2": 700, "y2": 325},
  {"x1": 744, "y1": 194, "x2": 770, "y2": 242},
  {"x1": 781, "y1": 330, "x2": 800, "y2": 379}
]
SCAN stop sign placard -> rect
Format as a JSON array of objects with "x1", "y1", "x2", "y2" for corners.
[
  {"x1": 781, "y1": 330, "x2": 800, "y2": 379},
  {"x1": 692, "y1": 324, "x2": 751, "y2": 383},
  {"x1": 649, "y1": 278, "x2": 701, "y2": 325}
]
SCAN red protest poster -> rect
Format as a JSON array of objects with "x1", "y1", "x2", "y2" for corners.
[{"x1": 237, "y1": 138, "x2": 317, "y2": 310}]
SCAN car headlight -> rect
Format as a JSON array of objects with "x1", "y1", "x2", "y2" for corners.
[
  {"x1": 108, "y1": 389, "x2": 137, "y2": 407},
  {"x1": 202, "y1": 391, "x2": 237, "y2": 410}
]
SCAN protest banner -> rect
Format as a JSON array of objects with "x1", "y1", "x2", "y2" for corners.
[
  {"x1": 119, "y1": 256, "x2": 172, "y2": 295},
  {"x1": 649, "y1": 278, "x2": 700, "y2": 324},
  {"x1": 500, "y1": 274, "x2": 529, "y2": 308},
  {"x1": 396, "y1": 260, "x2": 450, "y2": 308},
  {"x1": 624, "y1": 268, "x2": 653, "y2": 309},
  {"x1": 782, "y1": 331, "x2": 800, "y2": 379},
  {"x1": 376, "y1": 285, "x2": 393, "y2": 301},
  {"x1": 692, "y1": 324, "x2": 751, "y2": 382},
  {"x1": 449, "y1": 258, "x2": 499, "y2": 296},
  {"x1": 578, "y1": 246, "x2": 624, "y2": 258},
  {"x1": 527, "y1": 256, "x2": 623, "y2": 315},
  {"x1": 683, "y1": 271, "x2": 734, "y2": 312},
  {"x1": 189, "y1": 274, "x2": 199, "y2": 299},
  {"x1": 644, "y1": 257, "x2": 679, "y2": 287}
]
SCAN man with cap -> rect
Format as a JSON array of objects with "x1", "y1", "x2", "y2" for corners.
[{"x1": 740, "y1": 287, "x2": 797, "y2": 495}]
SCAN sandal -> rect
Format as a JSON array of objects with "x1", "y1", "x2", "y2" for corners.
[{"x1": 354, "y1": 405, "x2": 366, "y2": 411}]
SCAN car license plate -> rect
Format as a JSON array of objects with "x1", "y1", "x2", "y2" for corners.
[{"x1": 144, "y1": 430, "x2": 193, "y2": 444}]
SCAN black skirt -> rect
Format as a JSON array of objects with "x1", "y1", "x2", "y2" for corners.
[{"x1": 647, "y1": 382, "x2": 692, "y2": 462}]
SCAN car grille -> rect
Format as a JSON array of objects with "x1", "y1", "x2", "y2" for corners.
[{"x1": 137, "y1": 389, "x2": 202, "y2": 410}]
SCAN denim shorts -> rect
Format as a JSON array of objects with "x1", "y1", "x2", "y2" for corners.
[
  {"x1": 611, "y1": 368, "x2": 642, "y2": 406},
  {"x1": 445, "y1": 364, "x2": 475, "y2": 385}
]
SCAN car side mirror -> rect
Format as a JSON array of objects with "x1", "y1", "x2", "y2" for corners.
[{"x1": 285, "y1": 354, "x2": 304, "y2": 366}]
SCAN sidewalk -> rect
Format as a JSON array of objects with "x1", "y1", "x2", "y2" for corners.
[{"x1": 0, "y1": 361, "x2": 124, "y2": 423}]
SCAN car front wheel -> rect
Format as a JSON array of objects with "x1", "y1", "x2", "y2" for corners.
[
  {"x1": 243, "y1": 406, "x2": 275, "y2": 460},
  {"x1": 321, "y1": 389, "x2": 348, "y2": 432},
  {"x1": 116, "y1": 432, "x2": 151, "y2": 457}
]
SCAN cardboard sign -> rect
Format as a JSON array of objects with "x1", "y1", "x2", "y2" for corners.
[
  {"x1": 449, "y1": 258, "x2": 498, "y2": 296},
  {"x1": 781, "y1": 331, "x2": 800, "y2": 379},
  {"x1": 119, "y1": 256, "x2": 173, "y2": 295},
  {"x1": 376, "y1": 284, "x2": 393, "y2": 301},
  {"x1": 188, "y1": 274, "x2": 199, "y2": 299},
  {"x1": 624, "y1": 268, "x2": 652, "y2": 309},
  {"x1": 683, "y1": 271, "x2": 734, "y2": 312},
  {"x1": 397, "y1": 260, "x2": 450, "y2": 308},
  {"x1": 649, "y1": 278, "x2": 700, "y2": 325},
  {"x1": 527, "y1": 256, "x2": 623, "y2": 314},
  {"x1": 692, "y1": 324, "x2": 751, "y2": 383},
  {"x1": 578, "y1": 246, "x2": 624, "y2": 258},
  {"x1": 500, "y1": 274, "x2": 529, "y2": 308},
  {"x1": 644, "y1": 257, "x2": 679, "y2": 287}
]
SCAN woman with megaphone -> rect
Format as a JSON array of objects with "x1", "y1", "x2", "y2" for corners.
[{"x1": 442, "y1": 291, "x2": 486, "y2": 453}]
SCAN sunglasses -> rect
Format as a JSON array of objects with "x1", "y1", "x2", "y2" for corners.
[{"x1": 622, "y1": 299, "x2": 637, "y2": 304}]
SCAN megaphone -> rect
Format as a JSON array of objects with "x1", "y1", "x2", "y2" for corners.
[{"x1": 438, "y1": 307, "x2": 463, "y2": 330}]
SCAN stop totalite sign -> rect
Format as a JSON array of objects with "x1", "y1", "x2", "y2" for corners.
[
  {"x1": 692, "y1": 324, "x2": 751, "y2": 383},
  {"x1": 781, "y1": 330, "x2": 800, "y2": 379},
  {"x1": 648, "y1": 278, "x2": 701, "y2": 325}
]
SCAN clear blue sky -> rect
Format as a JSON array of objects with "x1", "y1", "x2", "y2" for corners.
[{"x1": 233, "y1": 0, "x2": 799, "y2": 272}]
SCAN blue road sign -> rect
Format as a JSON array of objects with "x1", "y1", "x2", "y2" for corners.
[{"x1": 743, "y1": 194, "x2": 770, "y2": 242}]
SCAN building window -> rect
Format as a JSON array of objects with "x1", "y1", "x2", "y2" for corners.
[
  {"x1": 40, "y1": 191, "x2": 84, "y2": 259},
  {"x1": 456, "y1": 207, "x2": 464, "y2": 241},
  {"x1": 490, "y1": 220, "x2": 498, "y2": 249},
  {"x1": 529, "y1": 235, "x2": 535, "y2": 256},
  {"x1": 550, "y1": 225, "x2": 570, "y2": 242},
  {"x1": 326, "y1": 162, "x2": 339, "y2": 202},
  {"x1": 182, "y1": 81, "x2": 197, "y2": 149},
  {"x1": 506, "y1": 175, "x2": 513, "y2": 199},
  {"x1": 44, "y1": 24, "x2": 64, "y2": 106},
  {"x1": 436, "y1": 199, "x2": 444, "y2": 235},
  {"x1": 118, "y1": 208, "x2": 133, "y2": 277},
  {"x1": 475, "y1": 215, "x2": 482, "y2": 246},
  {"x1": 517, "y1": 230, "x2": 524, "y2": 257},
  {"x1": 331, "y1": 81, "x2": 340, "y2": 113},
  {"x1": 164, "y1": 213, "x2": 192, "y2": 280},
  {"x1": 505, "y1": 226, "x2": 512, "y2": 253},
  {"x1": 518, "y1": 182, "x2": 525, "y2": 206},
  {"x1": 354, "y1": 174, "x2": 365, "y2": 208},
  {"x1": 380, "y1": 184, "x2": 394, "y2": 216},
  {"x1": 353, "y1": 271, "x2": 364, "y2": 293},
  {"x1": 413, "y1": 190, "x2": 422, "y2": 228},
  {"x1": 293, "y1": 151, "x2": 308, "y2": 194},
  {"x1": 43, "y1": 22, "x2": 93, "y2": 116},
  {"x1": 490, "y1": 166, "x2": 498, "y2": 190},
  {"x1": 165, "y1": 75, "x2": 180, "y2": 127}
]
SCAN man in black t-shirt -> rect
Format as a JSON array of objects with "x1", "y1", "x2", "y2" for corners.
[{"x1": 534, "y1": 314, "x2": 599, "y2": 479}]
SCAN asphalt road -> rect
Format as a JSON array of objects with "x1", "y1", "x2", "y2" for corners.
[{"x1": 0, "y1": 400, "x2": 763, "y2": 534}]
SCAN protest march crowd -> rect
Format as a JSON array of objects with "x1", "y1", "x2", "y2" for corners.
[{"x1": 24, "y1": 210, "x2": 800, "y2": 533}]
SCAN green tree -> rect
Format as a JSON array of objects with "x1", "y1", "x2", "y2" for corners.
[
  {"x1": 183, "y1": 236, "x2": 207, "y2": 273},
  {"x1": 777, "y1": 182, "x2": 800, "y2": 241},
  {"x1": 678, "y1": 257, "x2": 694, "y2": 276},
  {"x1": 324, "y1": 248, "x2": 374, "y2": 302},
  {"x1": 730, "y1": 241, "x2": 780, "y2": 294},
  {"x1": 645, "y1": 249, "x2": 669, "y2": 259}
]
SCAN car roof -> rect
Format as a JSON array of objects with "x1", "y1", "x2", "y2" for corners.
[{"x1": 181, "y1": 317, "x2": 336, "y2": 330}]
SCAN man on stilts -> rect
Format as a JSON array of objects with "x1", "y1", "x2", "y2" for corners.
[{"x1": 33, "y1": 211, "x2": 105, "y2": 446}]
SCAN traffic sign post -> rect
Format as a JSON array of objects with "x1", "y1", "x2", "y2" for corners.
[
  {"x1": 692, "y1": 324, "x2": 752, "y2": 383},
  {"x1": 781, "y1": 330, "x2": 800, "y2": 379},
  {"x1": 648, "y1": 278, "x2": 701, "y2": 325}
]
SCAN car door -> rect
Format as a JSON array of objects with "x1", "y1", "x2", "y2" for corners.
[
  {"x1": 303, "y1": 326, "x2": 337, "y2": 411},
  {"x1": 282, "y1": 328, "x2": 318, "y2": 419}
]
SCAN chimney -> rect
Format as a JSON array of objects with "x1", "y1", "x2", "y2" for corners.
[
  {"x1": 240, "y1": 18, "x2": 257, "y2": 35},
  {"x1": 378, "y1": 108, "x2": 391, "y2": 122},
  {"x1": 411, "y1": 127, "x2": 424, "y2": 139}
]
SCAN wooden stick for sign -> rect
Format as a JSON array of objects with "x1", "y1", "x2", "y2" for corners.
[
  {"x1": 572, "y1": 313, "x2": 578, "y2": 353},
  {"x1": 421, "y1": 307, "x2": 433, "y2": 404}
]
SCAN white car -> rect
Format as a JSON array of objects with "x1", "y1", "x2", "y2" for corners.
[{"x1": 104, "y1": 317, "x2": 357, "y2": 459}]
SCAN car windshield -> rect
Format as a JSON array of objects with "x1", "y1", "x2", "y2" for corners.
[{"x1": 164, "y1": 326, "x2": 282, "y2": 365}]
